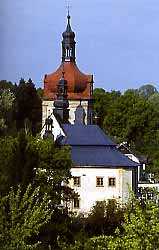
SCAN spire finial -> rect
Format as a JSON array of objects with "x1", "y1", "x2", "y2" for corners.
[
  {"x1": 66, "y1": 1, "x2": 71, "y2": 23},
  {"x1": 66, "y1": 1, "x2": 70, "y2": 15}
]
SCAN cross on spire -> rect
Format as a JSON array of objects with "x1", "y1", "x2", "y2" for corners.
[{"x1": 66, "y1": 1, "x2": 72, "y2": 18}]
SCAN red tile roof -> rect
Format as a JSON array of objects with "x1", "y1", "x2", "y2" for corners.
[{"x1": 43, "y1": 62, "x2": 93, "y2": 100}]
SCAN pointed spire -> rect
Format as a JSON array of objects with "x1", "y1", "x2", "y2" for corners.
[
  {"x1": 66, "y1": 8, "x2": 72, "y2": 32},
  {"x1": 62, "y1": 8, "x2": 76, "y2": 62}
]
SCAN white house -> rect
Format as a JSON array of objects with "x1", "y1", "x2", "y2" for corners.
[{"x1": 60, "y1": 123, "x2": 138, "y2": 214}]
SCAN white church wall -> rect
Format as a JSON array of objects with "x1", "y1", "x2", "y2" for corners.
[
  {"x1": 42, "y1": 100, "x2": 89, "y2": 125},
  {"x1": 69, "y1": 100, "x2": 88, "y2": 124},
  {"x1": 69, "y1": 167, "x2": 133, "y2": 214},
  {"x1": 41, "y1": 101, "x2": 65, "y2": 140},
  {"x1": 122, "y1": 169, "x2": 132, "y2": 202}
]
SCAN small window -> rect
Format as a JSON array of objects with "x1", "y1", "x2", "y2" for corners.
[
  {"x1": 96, "y1": 177, "x2": 104, "y2": 187},
  {"x1": 73, "y1": 177, "x2": 81, "y2": 187},
  {"x1": 74, "y1": 198, "x2": 80, "y2": 209},
  {"x1": 108, "y1": 177, "x2": 116, "y2": 187}
]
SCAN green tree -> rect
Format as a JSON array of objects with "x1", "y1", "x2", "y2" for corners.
[
  {"x1": 0, "y1": 80, "x2": 16, "y2": 92},
  {"x1": 0, "y1": 133, "x2": 38, "y2": 195},
  {"x1": 0, "y1": 89, "x2": 15, "y2": 135},
  {"x1": 0, "y1": 133, "x2": 72, "y2": 198},
  {"x1": 93, "y1": 89, "x2": 121, "y2": 127},
  {"x1": 85, "y1": 200, "x2": 124, "y2": 237},
  {"x1": 36, "y1": 88, "x2": 43, "y2": 99},
  {"x1": 0, "y1": 133, "x2": 73, "y2": 248},
  {"x1": 138, "y1": 84, "x2": 158, "y2": 99},
  {"x1": 15, "y1": 78, "x2": 42, "y2": 135},
  {"x1": 63, "y1": 193, "x2": 159, "y2": 250},
  {"x1": 103, "y1": 90, "x2": 159, "y2": 152},
  {"x1": 0, "y1": 184, "x2": 52, "y2": 250}
]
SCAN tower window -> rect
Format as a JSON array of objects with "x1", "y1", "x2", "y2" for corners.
[
  {"x1": 96, "y1": 177, "x2": 104, "y2": 187},
  {"x1": 73, "y1": 177, "x2": 81, "y2": 187},
  {"x1": 74, "y1": 198, "x2": 80, "y2": 209},
  {"x1": 108, "y1": 177, "x2": 116, "y2": 187}
]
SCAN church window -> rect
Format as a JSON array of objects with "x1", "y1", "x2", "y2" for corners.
[
  {"x1": 96, "y1": 177, "x2": 104, "y2": 187},
  {"x1": 74, "y1": 198, "x2": 80, "y2": 208},
  {"x1": 108, "y1": 177, "x2": 116, "y2": 187},
  {"x1": 73, "y1": 176, "x2": 81, "y2": 186}
]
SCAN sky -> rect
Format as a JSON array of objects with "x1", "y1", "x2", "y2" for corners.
[{"x1": 1, "y1": 0, "x2": 159, "y2": 92}]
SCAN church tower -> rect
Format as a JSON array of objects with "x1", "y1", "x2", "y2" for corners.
[
  {"x1": 42, "y1": 12, "x2": 93, "y2": 126},
  {"x1": 62, "y1": 13, "x2": 76, "y2": 63}
]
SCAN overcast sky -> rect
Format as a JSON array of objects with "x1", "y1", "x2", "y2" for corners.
[{"x1": 1, "y1": 0, "x2": 159, "y2": 91}]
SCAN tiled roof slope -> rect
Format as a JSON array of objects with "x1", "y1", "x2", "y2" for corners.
[
  {"x1": 43, "y1": 62, "x2": 92, "y2": 100},
  {"x1": 62, "y1": 124, "x2": 116, "y2": 146},
  {"x1": 61, "y1": 124, "x2": 139, "y2": 167}
]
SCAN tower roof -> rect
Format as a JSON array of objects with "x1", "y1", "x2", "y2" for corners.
[
  {"x1": 44, "y1": 62, "x2": 93, "y2": 100},
  {"x1": 43, "y1": 12, "x2": 93, "y2": 101},
  {"x1": 62, "y1": 13, "x2": 75, "y2": 36}
]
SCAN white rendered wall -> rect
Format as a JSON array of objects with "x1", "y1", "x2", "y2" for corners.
[
  {"x1": 69, "y1": 167, "x2": 132, "y2": 214},
  {"x1": 125, "y1": 153, "x2": 140, "y2": 181},
  {"x1": 41, "y1": 103, "x2": 65, "y2": 140},
  {"x1": 42, "y1": 100, "x2": 89, "y2": 125}
]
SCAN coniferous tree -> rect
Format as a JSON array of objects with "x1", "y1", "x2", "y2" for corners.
[{"x1": 15, "y1": 78, "x2": 42, "y2": 135}]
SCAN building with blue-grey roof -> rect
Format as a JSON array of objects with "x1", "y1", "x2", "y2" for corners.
[
  {"x1": 60, "y1": 123, "x2": 138, "y2": 213},
  {"x1": 42, "y1": 13, "x2": 139, "y2": 214}
]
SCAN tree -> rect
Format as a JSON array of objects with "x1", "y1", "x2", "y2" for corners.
[
  {"x1": 63, "y1": 193, "x2": 159, "y2": 250},
  {"x1": 0, "y1": 133, "x2": 72, "y2": 198},
  {"x1": 15, "y1": 78, "x2": 42, "y2": 135},
  {"x1": 0, "y1": 132, "x2": 38, "y2": 195},
  {"x1": 93, "y1": 88, "x2": 105, "y2": 95},
  {"x1": 103, "y1": 90, "x2": 159, "y2": 152},
  {"x1": 0, "y1": 184, "x2": 52, "y2": 249},
  {"x1": 0, "y1": 133, "x2": 73, "y2": 248},
  {"x1": 93, "y1": 89, "x2": 121, "y2": 127},
  {"x1": 85, "y1": 200, "x2": 124, "y2": 237},
  {"x1": 36, "y1": 88, "x2": 43, "y2": 99},
  {"x1": 137, "y1": 84, "x2": 158, "y2": 99},
  {"x1": 148, "y1": 92, "x2": 159, "y2": 110},
  {"x1": 0, "y1": 89, "x2": 15, "y2": 135},
  {"x1": 0, "y1": 80, "x2": 16, "y2": 93}
]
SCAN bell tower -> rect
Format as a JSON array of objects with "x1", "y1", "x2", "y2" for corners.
[
  {"x1": 43, "y1": 10, "x2": 93, "y2": 127},
  {"x1": 62, "y1": 12, "x2": 76, "y2": 62}
]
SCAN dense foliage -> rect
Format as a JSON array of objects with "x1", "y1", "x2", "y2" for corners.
[
  {"x1": 93, "y1": 84, "x2": 159, "y2": 177},
  {"x1": 0, "y1": 132, "x2": 73, "y2": 248},
  {"x1": 0, "y1": 79, "x2": 41, "y2": 136},
  {"x1": 61, "y1": 193, "x2": 159, "y2": 250},
  {"x1": 0, "y1": 185, "x2": 52, "y2": 249}
]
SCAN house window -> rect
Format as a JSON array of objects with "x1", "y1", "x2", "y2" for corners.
[
  {"x1": 74, "y1": 198, "x2": 80, "y2": 209},
  {"x1": 96, "y1": 177, "x2": 104, "y2": 187},
  {"x1": 108, "y1": 177, "x2": 116, "y2": 187},
  {"x1": 73, "y1": 177, "x2": 81, "y2": 187}
]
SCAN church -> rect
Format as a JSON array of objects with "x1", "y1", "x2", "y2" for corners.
[{"x1": 42, "y1": 13, "x2": 139, "y2": 214}]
